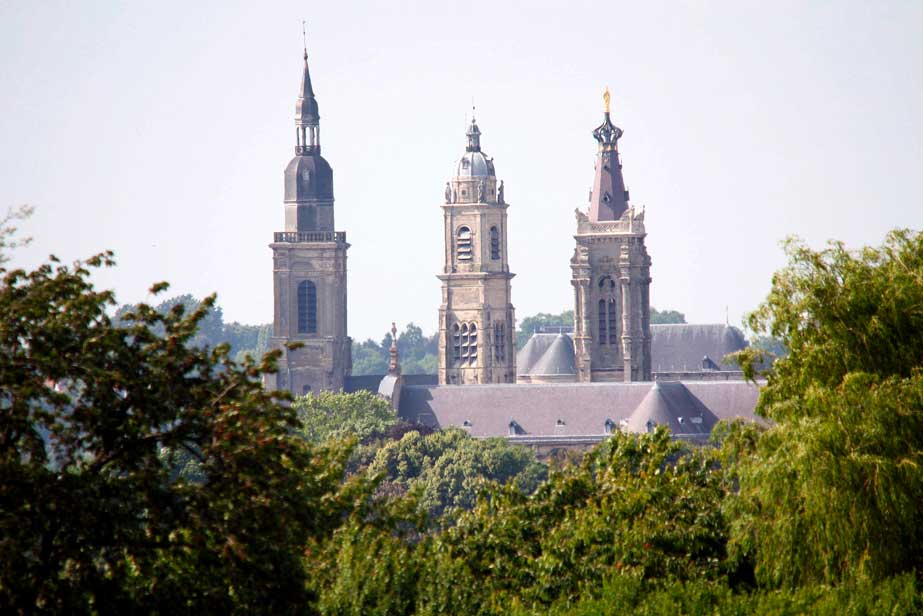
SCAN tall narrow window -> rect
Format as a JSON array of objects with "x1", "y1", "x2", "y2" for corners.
[
  {"x1": 456, "y1": 226, "x2": 473, "y2": 261},
  {"x1": 490, "y1": 226, "x2": 501, "y2": 260},
  {"x1": 598, "y1": 299, "x2": 607, "y2": 343},
  {"x1": 597, "y1": 276, "x2": 617, "y2": 344},
  {"x1": 467, "y1": 324, "x2": 477, "y2": 365},
  {"x1": 452, "y1": 323, "x2": 461, "y2": 365},
  {"x1": 494, "y1": 322, "x2": 505, "y2": 362},
  {"x1": 297, "y1": 280, "x2": 317, "y2": 333},
  {"x1": 608, "y1": 299, "x2": 617, "y2": 344}
]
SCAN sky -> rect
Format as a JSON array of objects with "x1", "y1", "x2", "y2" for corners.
[{"x1": 2, "y1": 1, "x2": 922, "y2": 342}]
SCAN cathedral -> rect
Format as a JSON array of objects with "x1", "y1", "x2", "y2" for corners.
[{"x1": 267, "y1": 47, "x2": 760, "y2": 449}]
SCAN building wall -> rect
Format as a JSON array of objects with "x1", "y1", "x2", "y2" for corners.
[
  {"x1": 571, "y1": 209, "x2": 652, "y2": 382},
  {"x1": 437, "y1": 197, "x2": 516, "y2": 385},
  {"x1": 268, "y1": 236, "x2": 351, "y2": 395}
]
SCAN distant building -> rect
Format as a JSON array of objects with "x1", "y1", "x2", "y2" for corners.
[
  {"x1": 437, "y1": 118, "x2": 517, "y2": 385},
  {"x1": 571, "y1": 90, "x2": 652, "y2": 382},
  {"x1": 265, "y1": 48, "x2": 351, "y2": 396},
  {"x1": 264, "y1": 50, "x2": 761, "y2": 444}
]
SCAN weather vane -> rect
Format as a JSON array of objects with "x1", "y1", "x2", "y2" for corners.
[{"x1": 302, "y1": 19, "x2": 307, "y2": 57}]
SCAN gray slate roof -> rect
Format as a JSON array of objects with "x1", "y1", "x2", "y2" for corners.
[
  {"x1": 650, "y1": 324, "x2": 748, "y2": 372},
  {"x1": 397, "y1": 380, "x2": 760, "y2": 439},
  {"x1": 519, "y1": 333, "x2": 577, "y2": 376}
]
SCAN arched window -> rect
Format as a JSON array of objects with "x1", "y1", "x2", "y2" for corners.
[
  {"x1": 452, "y1": 321, "x2": 478, "y2": 366},
  {"x1": 297, "y1": 280, "x2": 317, "y2": 334},
  {"x1": 597, "y1": 276, "x2": 617, "y2": 344},
  {"x1": 490, "y1": 226, "x2": 500, "y2": 260},
  {"x1": 452, "y1": 323, "x2": 461, "y2": 365},
  {"x1": 456, "y1": 226, "x2": 472, "y2": 261}
]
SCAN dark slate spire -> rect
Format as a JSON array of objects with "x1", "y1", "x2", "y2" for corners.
[
  {"x1": 295, "y1": 39, "x2": 320, "y2": 155},
  {"x1": 588, "y1": 87, "x2": 630, "y2": 222}
]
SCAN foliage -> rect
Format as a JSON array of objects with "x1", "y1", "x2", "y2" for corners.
[
  {"x1": 351, "y1": 322, "x2": 438, "y2": 376},
  {"x1": 0, "y1": 204, "x2": 33, "y2": 265},
  {"x1": 114, "y1": 293, "x2": 271, "y2": 361},
  {"x1": 294, "y1": 390, "x2": 399, "y2": 445},
  {"x1": 515, "y1": 310, "x2": 574, "y2": 349},
  {"x1": 414, "y1": 428, "x2": 729, "y2": 613},
  {"x1": 726, "y1": 229, "x2": 923, "y2": 588},
  {"x1": 649, "y1": 306, "x2": 686, "y2": 325},
  {"x1": 371, "y1": 428, "x2": 547, "y2": 520},
  {"x1": 515, "y1": 307, "x2": 685, "y2": 350},
  {"x1": 0, "y1": 253, "x2": 365, "y2": 613}
]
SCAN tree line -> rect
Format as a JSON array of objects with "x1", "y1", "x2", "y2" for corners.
[{"x1": 2, "y1": 222, "x2": 921, "y2": 613}]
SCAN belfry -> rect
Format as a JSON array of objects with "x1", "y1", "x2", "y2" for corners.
[
  {"x1": 570, "y1": 89, "x2": 652, "y2": 382},
  {"x1": 266, "y1": 45, "x2": 351, "y2": 395},
  {"x1": 437, "y1": 116, "x2": 516, "y2": 385}
]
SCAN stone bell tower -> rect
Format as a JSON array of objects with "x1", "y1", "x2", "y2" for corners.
[
  {"x1": 266, "y1": 45, "x2": 351, "y2": 395},
  {"x1": 437, "y1": 116, "x2": 516, "y2": 385},
  {"x1": 571, "y1": 89, "x2": 651, "y2": 382}
]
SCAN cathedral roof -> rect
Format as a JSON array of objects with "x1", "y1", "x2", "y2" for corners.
[
  {"x1": 650, "y1": 324, "x2": 748, "y2": 372},
  {"x1": 624, "y1": 381, "x2": 718, "y2": 435},
  {"x1": 397, "y1": 380, "x2": 761, "y2": 441},
  {"x1": 519, "y1": 334, "x2": 577, "y2": 376}
]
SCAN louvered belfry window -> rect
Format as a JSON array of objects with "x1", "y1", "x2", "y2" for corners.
[
  {"x1": 453, "y1": 322, "x2": 478, "y2": 366},
  {"x1": 490, "y1": 226, "x2": 501, "y2": 260},
  {"x1": 297, "y1": 280, "x2": 317, "y2": 334},
  {"x1": 456, "y1": 226, "x2": 473, "y2": 262}
]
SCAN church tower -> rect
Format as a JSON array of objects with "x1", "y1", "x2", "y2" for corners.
[
  {"x1": 571, "y1": 90, "x2": 651, "y2": 382},
  {"x1": 267, "y1": 47, "x2": 351, "y2": 395},
  {"x1": 437, "y1": 117, "x2": 516, "y2": 385}
]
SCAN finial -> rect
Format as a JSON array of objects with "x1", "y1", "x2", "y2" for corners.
[
  {"x1": 302, "y1": 20, "x2": 308, "y2": 60},
  {"x1": 603, "y1": 86, "x2": 611, "y2": 114},
  {"x1": 388, "y1": 322, "x2": 401, "y2": 376}
]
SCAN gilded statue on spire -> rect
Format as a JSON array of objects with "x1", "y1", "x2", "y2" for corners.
[{"x1": 603, "y1": 87, "x2": 611, "y2": 114}]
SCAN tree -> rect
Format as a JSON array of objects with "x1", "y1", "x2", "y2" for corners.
[
  {"x1": 370, "y1": 428, "x2": 547, "y2": 520},
  {"x1": 725, "y1": 229, "x2": 923, "y2": 587},
  {"x1": 649, "y1": 306, "x2": 686, "y2": 324},
  {"x1": 351, "y1": 322, "x2": 439, "y2": 376},
  {"x1": 0, "y1": 204, "x2": 33, "y2": 265},
  {"x1": 0, "y1": 253, "x2": 363, "y2": 613},
  {"x1": 294, "y1": 390, "x2": 399, "y2": 445},
  {"x1": 516, "y1": 310, "x2": 574, "y2": 349},
  {"x1": 414, "y1": 428, "x2": 729, "y2": 613}
]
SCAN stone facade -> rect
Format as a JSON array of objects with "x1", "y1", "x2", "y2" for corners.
[
  {"x1": 571, "y1": 94, "x2": 652, "y2": 382},
  {"x1": 265, "y1": 49, "x2": 351, "y2": 395},
  {"x1": 437, "y1": 119, "x2": 516, "y2": 385}
]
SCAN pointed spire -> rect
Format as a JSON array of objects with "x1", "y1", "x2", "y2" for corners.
[
  {"x1": 588, "y1": 88, "x2": 629, "y2": 221},
  {"x1": 295, "y1": 23, "x2": 320, "y2": 155},
  {"x1": 388, "y1": 322, "x2": 402, "y2": 376}
]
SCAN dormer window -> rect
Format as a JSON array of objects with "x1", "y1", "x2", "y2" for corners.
[{"x1": 604, "y1": 418, "x2": 616, "y2": 434}]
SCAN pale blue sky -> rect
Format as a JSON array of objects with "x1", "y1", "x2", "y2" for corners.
[{"x1": 2, "y1": 1, "x2": 922, "y2": 341}]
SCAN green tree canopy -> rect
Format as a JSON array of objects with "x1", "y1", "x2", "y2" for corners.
[
  {"x1": 0, "y1": 253, "x2": 362, "y2": 612},
  {"x1": 370, "y1": 428, "x2": 547, "y2": 520},
  {"x1": 726, "y1": 229, "x2": 923, "y2": 587}
]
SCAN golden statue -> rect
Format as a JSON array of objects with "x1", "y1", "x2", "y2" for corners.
[{"x1": 603, "y1": 86, "x2": 611, "y2": 113}]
